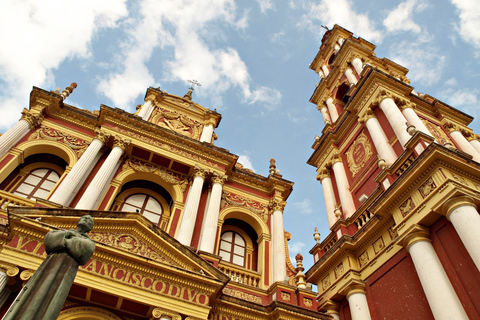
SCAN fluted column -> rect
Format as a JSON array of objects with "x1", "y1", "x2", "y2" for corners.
[
  {"x1": 446, "y1": 124, "x2": 480, "y2": 162},
  {"x1": 176, "y1": 166, "x2": 208, "y2": 246},
  {"x1": 271, "y1": 198, "x2": 287, "y2": 282},
  {"x1": 345, "y1": 284, "x2": 372, "y2": 320},
  {"x1": 351, "y1": 58, "x2": 363, "y2": 76},
  {"x1": 361, "y1": 108, "x2": 397, "y2": 165},
  {"x1": 137, "y1": 94, "x2": 155, "y2": 121},
  {"x1": 400, "y1": 103, "x2": 434, "y2": 140},
  {"x1": 444, "y1": 196, "x2": 480, "y2": 271},
  {"x1": 0, "y1": 109, "x2": 42, "y2": 160},
  {"x1": 404, "y1": 228, "x2": 468, "y2": 320},
  {"x1": 49, "y1": 129, "x2": 110, "y2": 206},
  {"x1": 198, "y1": 172, "x2": 227, "y2": 253},
  {"x1": 467, "y1": 133, "x2": 480, "y2": 154},
  {"x1": 326, "y1": 98, "x2": 339, "y2": 123},
  {"x1": 0, "y1": 270, "x2": 10, "y2": 309},
  {"x1": 377, "y1": 95, "x2": 410, "y2": 148},
  {"x1": 345, "y1": 68, "x2": 357, "y2": 86},
  {"x1": 317, "y1": 105, "x2": 331, "y2": 125},
  {"x1": 75, "y1": 136, "x2": 130, "y2": 210},
  {"x1": 322, "y1": 65, "x2": 330, "y2": 77},
  {"x1": 331, "y1": 154, "x2": 356, "y2": 218},
  {"x1": 317, "y1": 168, "x2": 337, "y2": 228}
]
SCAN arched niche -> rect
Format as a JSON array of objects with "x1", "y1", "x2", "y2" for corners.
[{"x1": 58, "y1": 306, "x2": 122, "y2": 320}]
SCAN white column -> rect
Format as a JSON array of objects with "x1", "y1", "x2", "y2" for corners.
[
  {"x1": 378, "y1": 97, "x2": 410, "y2": 149},
  {"x1": 176, "y1": 166, "x2": 207, "y2": 246},
  {"x1": 318, "y1": 106, "x2": 331, "y2": 125},
  {"x1": 0, "y1": 270, "x2": 9, "y2": 308},
  {"x1": 331, "y1": 157, "x2": 356, "y2": 218},
  {"x1": 198, "y1": 172, "x2": 226, "y2": 253},
  {"x1": 345, "y1": 68, "x2": 357, "y2": 86},
  {"x1": 0, "y1": 110, "x2": 41, "y2": 160},
  {"x1": 137, "y1": 95, "x2": 155, "y2": 121},
  {"x1": 468, "y1": 134, "x2": 480, "y2": 154},
  {"x1": 322, "y1": 65, "x2": 330, "y2": 77},
  {"x1": 445, "y1": 197, "x2": 480, "y2": 271},
  {"x1": 449, "y1": 129, "x2": 480, "y2": 162},
  {"x1": 199, "y1": 124, "x2": 214, "y2": 143},
  {"x1": 317, "y1": 169, "x2": 337, "y2": 228},
  {"x1": 49, "y1": 130, "x2": 109, "y2": 206},
  {"x1": 75, "y1": 137, "x2": 130, "y2": 210},
  {"x1": 271, "y1": 200, "x2": 286, "y2": 282},
  {"x1": 351, "y1": 58, "x2": 363, "y2": 76},
  {"x1": 334, "y1": 44, "x2": 340, "y2": 52},
  {"x1": 346, "y1": 286, "x2": 372, "y2": 320},
  {"x1": 326, "y1": 98, "x2": 339, "y2": 123},
  {"x1": 318, "y1": 69, "x2": 325, "y2": 80},
  {"x1": 401, "y1": 105, "x2": 433, "y2": 139},
  {"x1": 363, "y1": 112, "x2": 397, "y2": 165},
  {"x1": 337, "y1": 38, "x2": 345, "y2": 46},
  {"x1": 406, "y1": 232, "x2": 468, "y2": 320}
]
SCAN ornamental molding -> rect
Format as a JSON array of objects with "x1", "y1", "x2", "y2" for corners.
[
  {"x1": 28, "y1": 125, "x2": 89, "y2": 158},
  {"x1": 123, "y1": 158, "x2": 188, "y2": 192},
  {"x1": 220, "y1": 191, "x2": 269, "y2": 222},
  {"x1": 222, "y1": 287, "x2": 262, "y2": 304}
]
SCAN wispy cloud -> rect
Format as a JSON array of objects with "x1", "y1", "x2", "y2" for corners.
[
  {"x1": 383, "y1": 0, "x2": 428, "y2": 34},
  {"x1": 450, "y1": 0, "x2": 480, "y2": 50},
  {"x1": 292, "y1": 199, "x2": 313, "y2": 215},
  {"x1": 238, "y1": 154, "x2": 256, "y2": 172},
  {"x1": 256, "y1": 0, "x2": 274, "y2": 14},
  {"x1": 0, "y1": 0, "x2": 128, "y2": 130}
]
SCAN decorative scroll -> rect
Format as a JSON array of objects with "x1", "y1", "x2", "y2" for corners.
[
  {"x1": 124, "y1": 158, "x2": 188, "y2": 192},
  {"x1": 220, "y1": 191, "x2": 269, "y2": 222},
  {"x1": 151, "y1": 108, "x2": 201, "y2": 139},
  {"x1": 222, "y1": 287, "x2": 262, "y2": 304},
  {"x1": 89, "y1": 232, "x2": 172, "y2": 265},
  {"x1": 303, "y1": 298, "x2": 313, "y2": 307},
  {"x1": 346, "y1": 131, "x2": 373, "y2": 177},
  {"x1": 28, "y1": 125, "x2": 89, "y2": 158},
  {"x1": 399, "y1": 197, "x2": 415, "y2": 218},
  {"x1": 281, "y1": 292, "x2": 291, "y2": 301},
  {"x1": 419, "y1": 178, "x2": 437, "y2": 198}
]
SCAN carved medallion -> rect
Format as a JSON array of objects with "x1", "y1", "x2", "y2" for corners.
[
  {"x1": 419, "y1": 178, "x2": 437, "y2": 198},
  {"x1": 359, "y1": 250, "x2": 369, "y2": 267},
  {"x1": 334, "y1": 262, "x2": 344, "y2": 279},
  {"x1": 281, "y1": 292, "x2": 291, "y2": 301},
  {"x1": 373, "y1": 237, "x2": 385, "y2": 254},
  {"x1": 346, "y1": 131, "x2": 373, "y2": 177},
  {"x1": 303, "y1": 298, "x2": 313, "y2": 307},
  {"x1": 399, "y1": 197, "x2": 415, "y2": 217},
  {"x1": 322, "y1": 275, "x2": 331, "y2": 290}
]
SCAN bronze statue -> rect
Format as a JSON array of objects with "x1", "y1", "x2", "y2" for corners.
[{"x1": 3, "y1": 215, "x2": 95, "y2": 320}]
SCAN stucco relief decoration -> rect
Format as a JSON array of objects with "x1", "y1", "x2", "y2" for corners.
[
  {"x1": 359, "y1": 250, "x2": 369, "y2": 267},
  {"x1": 89, "y1": 232, "x2": 172, "y2": 265},
  {"x1": 373, "y1": 237, "x2": 385, "y2": 254},
  {"x1": 399, "y1": 197, "x2": 415, "y2": 218},
  {"x1": 281, "y1": 292, "x2": 291, "y2": 301},
  {"x1": 151, "y1": 108, "x2": 201, "y2": 139},
  {"x1": 388, "y1": 226, "x2": 398, "y2": 239},
  {"x1": 422, "y1": 120, "x2": 453, "y2": 145},
  {"x1": 123, "y1": 158, "x2": 188, "y2": 192},
  {"x1": 419, "y1": 178, "x2": 437, "y2": 198},
  {"x1": 334, "y1": 262, "x2": 344, "y2": 279},
  {"x1": 303, "y1": 298, "x2": 313, "y2": 308},
  {"x1": 220, "y1": 191, "x2": 269, "y2": 222},
  {"x1": 345, "y1": 131, "x2": 373, "y2": 177},
  {"x1": 28, "y1": 125, "x2": 88, "y2": 158},
  {"x1": 222, "y1": 287, "x2": 262, "y2": 304},
  {"x1": 452, "y1": 173, "x2": 468, "y2": 186},
  {"x1": 322, "y1": 275, "x2": 331, "y2": 290}
]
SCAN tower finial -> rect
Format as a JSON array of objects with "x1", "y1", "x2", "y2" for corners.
[
  {"x1": 184, "y1": 80, "x2": 201, "y2": 100},
  {"x1": 60, "y1": 83, "x2": 77, "y2": 100}
]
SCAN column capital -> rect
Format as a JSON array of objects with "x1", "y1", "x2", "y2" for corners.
[
  {"x1": 372, "y1": 89, "x2": 395, "y2": 107},
  {"x1": 94, "y1": 128, "x2": 110, "y2": 144},
  {"x1": 145, "y1": 94, "x2": 156, "y2": 103},
  {"x1": 112, "y1": 136, "x2": 131, "y2": 151},
  {"x1": 400, "y1": 225, "x2": 430, "y2": 252},
  {"x1": 269, "y1": 198, "x2": 286, "y2": 213},
  {"x1": 0, "y1": 262, "x2": 19, "y2": 277},
  {"x1": 192, "y1": 165, "x2": 208, "y2": 179},
  {"x1": 358, "y1": 107, "x2": 376, "y2": 123},
  {"x1": 339, "y1": 279, "x2": 366, "y2": 298},
  {"x1": 316, "y1": 167, "x2": 330, "y2": 181},
  {"x1": 464, "y1": 131, "x2": 477, "y2": 141},
  {"x1": 442, "y1": 195, "x2": 477, "y2": 220},
  {"x1": 20, "y1": 269, "x2": 35, "y2": 281},
  {"x1": 211, "y1": 171, "x2": 227, "y2": 185},
  {"x1": 20, "y1": 109, "x2": 43, "y2": 129},
  {"x1": 444, "y1": 121, "x2": 460, "y2": 133},
  {"x1": 151, "y1": 307, "x2": 181, "y2": 320},
  {"x1": 331, "y1": 152, "x2": 342, "y2": 164},
  {"x1": 322, "y1": 300, "x2": 340, "y2": 314}
]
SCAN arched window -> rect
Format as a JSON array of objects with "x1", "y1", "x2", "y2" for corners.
[
  {"x1": 120, "y1": 194, "x2": 163, "y2": 224},
  {"x1": 219, "y1": 231, "x2": 246, "y2": 267},
  {"x1": 13, "y1": 168, "x2": 60, "y2": 200}
]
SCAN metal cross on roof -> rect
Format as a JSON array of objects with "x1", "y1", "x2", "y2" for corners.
[{"x1": 187, "y1": 79, "x2": 201, "y2": 90}]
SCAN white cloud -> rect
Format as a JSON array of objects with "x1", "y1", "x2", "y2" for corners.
[
  {"x1": 383, "y1": 0, "x2": 427, "y2": 34},
  {"x1": 288, "y1": 241, "x2": 306, "y2": 261},
  {"x1": 450, "y1": 0, "x2": 480, "y2": 49},
  {"x1": 438, "y1": 86, "x2": 480, "y2": 120},
  {"x1": 0, "y1": 0, "x2": 128, "y2": 130},
  {"x1": 299, "y1": 0, "x2": 383, "y2": 43},
  {"x1": 256, "y1": 0, "x2": 274, "y2": 13},
  {"x1": 98, "y1": 0, "x2": 279, "y2": 111},
  {"x1": 389, "y1": 40, "x2": 445, "y2": 86},
  {"x1": 238, "y1": 154, "x2": 255, "y2": 172},
  {"x1": 292, "y1": 199, "x2": 313, "y2": 215}
]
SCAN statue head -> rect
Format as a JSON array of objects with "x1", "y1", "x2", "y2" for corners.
[{"x1": 77, "y1": 215, "x2": 94, "y2": 232}]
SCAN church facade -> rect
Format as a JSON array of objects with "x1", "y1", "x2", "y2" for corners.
[
  {"x1": 306, "y1": 25, "x2": 480, "y2": 319},
  {"x1": 0, "y1": 84, "x2": 323, "y2": 319}
]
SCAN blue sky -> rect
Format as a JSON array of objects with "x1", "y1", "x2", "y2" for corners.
[{"x1": 1, "y1": 0, "x2": 479, "y2": 269}]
